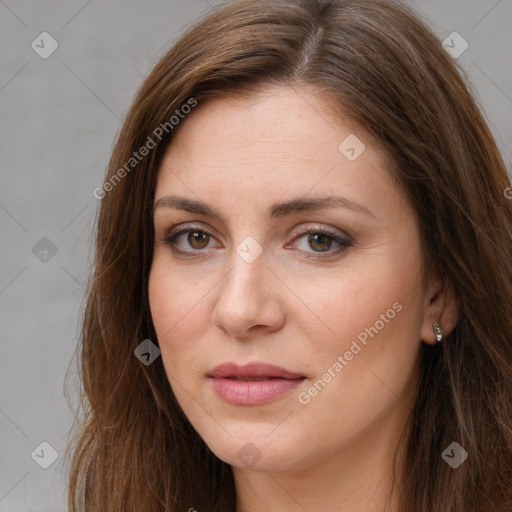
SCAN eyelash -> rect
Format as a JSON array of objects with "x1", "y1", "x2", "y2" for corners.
[{"x1": 159, "y1": 223, "x2": 353, "y2": 261}]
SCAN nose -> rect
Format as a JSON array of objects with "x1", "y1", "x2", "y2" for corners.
[{"x1": 211, "y1": 251, "x2": 286, "y2": 338}]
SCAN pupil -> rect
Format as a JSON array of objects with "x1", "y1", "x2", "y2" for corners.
[
  {"x1": 189, "y1": 231, "x2": 208, "y2": 248},
  {"x1": 309, "y1": 233, "x2": 331, "y2": 252}
]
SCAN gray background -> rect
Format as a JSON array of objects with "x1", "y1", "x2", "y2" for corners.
[{"x1": 1, "y1": 0, "x2": 510, "y2": 510}]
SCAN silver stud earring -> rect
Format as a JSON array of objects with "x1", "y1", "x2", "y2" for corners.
[{"x1": 433, "y1": 321, "x2": 443, "y2": 343}]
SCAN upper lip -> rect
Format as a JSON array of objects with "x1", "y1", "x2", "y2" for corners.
[{"x1": 208, "y1": 362, "x2": 305, "y2": 379}]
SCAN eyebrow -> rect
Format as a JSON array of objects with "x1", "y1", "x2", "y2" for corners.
[{"x1": 153, "y1": 194, "x2": 375, "y2": 220}]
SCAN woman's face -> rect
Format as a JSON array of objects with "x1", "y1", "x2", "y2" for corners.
[{"x1": 149, "y1": 85, "x2": 432, "y2": 472}]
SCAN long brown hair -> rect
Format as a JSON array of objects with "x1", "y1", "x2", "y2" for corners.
[{"x1": 66, "y1": 0, "x2": 512, "y2": 510}]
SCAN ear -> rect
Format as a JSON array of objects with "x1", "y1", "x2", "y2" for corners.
[{"x1": 421, "y1": 275, "x2": 459, "y2": 345}]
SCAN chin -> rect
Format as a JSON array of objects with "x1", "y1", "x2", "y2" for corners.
[{"x1": 198, "y1": 426, "x2": 303, "y2": 472}]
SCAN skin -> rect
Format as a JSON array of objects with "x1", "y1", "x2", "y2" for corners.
[{"x1": 148, "y1": 85, "x2": 459, "y2": 512}]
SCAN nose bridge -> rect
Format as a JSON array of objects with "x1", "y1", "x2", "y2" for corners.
[
  {"x1": 222, "y1": 243, "x2": 268, "y2": 306},
  {"x1": 222, "y1": 227, "x2": 267, "y2": 292},
  {"x1": 212, "y1": 239, "x2": 284, "y2": 335}
]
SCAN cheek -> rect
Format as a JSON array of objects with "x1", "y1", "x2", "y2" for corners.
[
  {"x1": 298, "y1": 248, "x2": 424, "y2": 410},
  {"x1": 148, "y1": 259, "x2": 214, "y2": 378},
  {"x1": 292, "y1": 248, "x2": 425, "y2": 425},
  {"x1": 149, "y1": 254, "x2": 205, "y2": 328},
  {"x1": 300, "y1": 258, "x2": 423, "y2": 358},
  {"x1": 149, "y1": 263, "x2": 185, "y2": 349}
]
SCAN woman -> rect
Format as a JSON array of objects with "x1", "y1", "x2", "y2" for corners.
[{"x1": 67, "y1": 0, "x2": 512, "y2": 510}]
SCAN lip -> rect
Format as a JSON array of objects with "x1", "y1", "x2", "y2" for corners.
[{"x1": 208, "y1": 362, "x2": 306, "y2": 405}]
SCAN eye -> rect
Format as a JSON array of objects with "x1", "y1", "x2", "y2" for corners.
[
  {"x1": 159, "y1": 223, "x2": 352, "y2": 260},
  {"x1": 286, "y1": 226, "x2": 352, "y2": 259},
  {"x1": 162, "y1": 224, "x2": 219, "y2": 257}
]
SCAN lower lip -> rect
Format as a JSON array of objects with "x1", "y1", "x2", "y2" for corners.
[{"x1": 210, "y1": 377, "x2": 305, "y2": 405}]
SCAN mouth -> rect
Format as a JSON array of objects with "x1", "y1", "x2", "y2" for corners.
[
  {"x1": 224, "y1": 376, "x2": 286, "y2": 381},
  {"x1": 208, "y1": 361, "x2": 305, "y2": 380},
  {"x1": 208, "y1": 362, "x2": 306, "y2": 405}
]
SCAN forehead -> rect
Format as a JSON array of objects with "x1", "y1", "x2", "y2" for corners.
[
  {"x1": 164, "y1": 86, "x2": 371, "y2": 163},
  {"x1": 154, "y1": 85, "x2": 401, "y2": 222}
]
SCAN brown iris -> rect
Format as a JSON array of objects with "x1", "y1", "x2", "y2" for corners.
[
  {"x1": 188, "y1": 231, "x2": 210, "y2": 249},
  {"x1": 307, "y1": 233, "x2": 333, "y2": 252}
]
